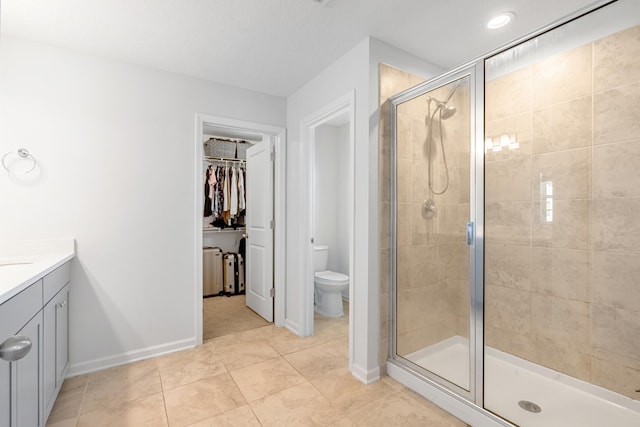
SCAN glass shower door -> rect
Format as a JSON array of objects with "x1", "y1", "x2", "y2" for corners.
[{"x1": 390, "y1": 68, "x2": 476, "y2": 397}]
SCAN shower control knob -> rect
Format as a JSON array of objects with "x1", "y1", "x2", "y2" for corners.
[{"x1": 422, "y1": 199, "x2": 436, "y2": 219}]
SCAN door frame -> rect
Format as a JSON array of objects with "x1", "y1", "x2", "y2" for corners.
[
  {"x1": 194, "y1": 113, "x2": 286, "y2": 345},
  {"x1": 387, "y1": 64, "x2": 480, "y2": 402},
  {"x1": 299, "y1": 91, "x2": 355, "y2": 370}
]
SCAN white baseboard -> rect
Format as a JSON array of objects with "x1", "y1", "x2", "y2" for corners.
[
  {"x1": 351, "y1": 362, "x2": 381, "y2": 384},
  {"x1": 67, "y1": 337, "x2": 196, "y2": 377},
  {"x1": 284, "y1": 318, "x2": 302, "y2": 336}
]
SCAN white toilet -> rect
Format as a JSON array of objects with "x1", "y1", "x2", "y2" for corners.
[{"x1": 313, "y1": 245, "x2": 349, "y2": 317}]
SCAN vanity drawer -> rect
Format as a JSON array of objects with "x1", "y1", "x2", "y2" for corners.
[
  {"x1": 43, "y1": 262, "x2": 70, "y2": 304},
  {"x1": 0, "y1": 279, "x2": 43, "y2": 338}
]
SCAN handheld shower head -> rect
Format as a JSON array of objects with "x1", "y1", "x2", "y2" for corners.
[{"x1": 440, "y1": 105, "x2": 456, "y2": 120}]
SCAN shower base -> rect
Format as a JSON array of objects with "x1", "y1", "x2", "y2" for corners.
[{"x1": 405, "y1": 336, "x2": 640, "y2": 427}]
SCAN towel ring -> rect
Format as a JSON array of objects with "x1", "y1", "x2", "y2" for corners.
[{"x1": 2, "y1": 148, "x2": 37, "y2": 174}]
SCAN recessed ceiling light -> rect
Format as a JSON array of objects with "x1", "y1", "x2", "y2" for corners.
[{"x1": 487, "y1": 12, "x2": 516, "y2": 30}]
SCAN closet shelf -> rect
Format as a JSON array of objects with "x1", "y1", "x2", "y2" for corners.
[
  {"x1": 203, "y1": 227, "x2": 246, "y2": 234},
  {"x1": 204, "y1": 155, "x2": 245, "y2": 164}
]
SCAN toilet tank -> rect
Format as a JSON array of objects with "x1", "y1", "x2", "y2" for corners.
[{"x1": 313, "y1": 245, "x2": 329, "y2": 272}]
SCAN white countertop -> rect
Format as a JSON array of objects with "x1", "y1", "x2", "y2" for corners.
[{"x1": 0, "y1": 238, "x2": 75, "y2": 305}]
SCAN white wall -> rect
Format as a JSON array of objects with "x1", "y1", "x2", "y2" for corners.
[
  {"x1": 336, "y1": 123, "x2": 350, "y2": 277},
  {"x1": 313, "y1": 124, "x2": 340, "y2": 272},
  {"x1": 286, "y1": 36, "x2": 443, "y2": 383},
  {"x1": 0, "y1": 36, "x2": 286, "y2": 374}
]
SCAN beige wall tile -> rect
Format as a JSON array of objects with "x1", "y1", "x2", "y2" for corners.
[
  {"x1": 593, "y1": 251, "x2": 640, "y2": 313},
  {"x1": 532, "y1": 96, "x2": 592, "y2": 154},
  {"x1": 485, "y1": 285, "x2": 531, "y2": 334},
  {"x1": 379, "y1": 249, "x2": 390, "y2": 295},
  {"x1": 408, "y1": 243, "x2": 440, "y2": 288},
  {"x1": 396, "y1": 202, "x2": 412, "y2": 247},
  {"x1": 437, "y1": 203, "x2": 468, "y2": 243},
  {"x1": 396, "y1": 158, "x2": 412, "y2": 203},
  {"x1": 592, "y1": 198, "x2": 640, "y2": 252},
  {"x1": 485, "y1": 243, "x2": 531, "y2": 291},
  {"x1": 532, "y1": 199, "x2": 590, "y2": 250},
  {"x1": 412, "y1": 117, "x2": 429, "y2": 161},
  {"x1": 531, "y1": 248, "x2": 589, "y2": 302},
  {"x1": 485, "y1": 325, "x2": 533, "y2": 361},
  {"x1": 593, "y1": 139, "x2": 640, "y2": 198},
  {"x1": 379, "y1": 202, "x2": 390, "y2": 250},
  {"x1": 533, "y1": 44, "x2": 592, "y2": 109},
  {"x1": 410, "y1": 202, "x2": 438, "y2": 245},
  {"x1": 532, "y1": 148, "x2": 591, "y2": 200},
  {"x1": 530, "y1": 336, "x2": 591, "y2": 382},
  {"x1": 379, "y1": 151, "x2": 390, "y2": 204},
  {"x1": 592, "y1": 346, "x2": 640, "y2": 372},
  {"x1": 592, "y1": 357, "x2": 640, "y2": 400},
  {"x1": 439, "y1": 242, "x2": 469, "y2": 283},
  {"x1": 410, "y1": 159, "x2": 429, "y2": 203},
  {"x1": 486, "y1": 67, "x2": 532, "y2": 120},
  {"x1": 379, "y1": 64, "x2": 423, "y2": 101},
  {"x1": 592, "y1": 305, "x2": 640, "y2": 361},
  {"x1": 485, "y1": 157, "x2": 532, "y2": 203},
  {"x1": 485, "y1": 201, "x2": 532, "y2": 245},
  {"x1": 594, "y1": 25, "x2": 640, "y2": 92},
  {"x1": 485, "y1": 112, "x2": 533, "y2": 162},
  {"x1": 594, "y1": 81, "x2": 640, "y2": 145},
  {"x1": 395, "y1": 113, "x2": 413, "y2": 160},
  {"x1": 531, "y1": 293, "x2": 590, "y2": 351}
]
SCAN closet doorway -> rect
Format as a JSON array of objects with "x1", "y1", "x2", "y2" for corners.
[{"x1": 195, "y1": 114, "x2": 286, "y2": 345}]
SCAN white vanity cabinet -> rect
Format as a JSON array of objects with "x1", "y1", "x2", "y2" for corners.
[{"x1": 0, "y1": 261, "x2": 70, "y2": 427}]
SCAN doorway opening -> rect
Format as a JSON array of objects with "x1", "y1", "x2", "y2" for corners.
[
  {"x1": 301, "y1": 92, "x2": 355, "y2": 372},
  {"x1": 194, "y1": 114, "x2": 286, "y2": 345}
]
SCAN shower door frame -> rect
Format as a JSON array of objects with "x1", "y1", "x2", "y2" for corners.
[{"x1": 388, "y1": 62, "x2": 485, "y2": 404}]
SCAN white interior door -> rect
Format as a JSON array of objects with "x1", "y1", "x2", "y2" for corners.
[{"x1": 245, "y1": 137, "x2": 274, "y2": 321}]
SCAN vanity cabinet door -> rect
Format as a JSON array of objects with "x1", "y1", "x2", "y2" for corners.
[
  {"x1": 15, "y1": 312, "x2": 43, "y2": 427},
  {"x1": 0, "y1": 360, "x2": 10, "y2": 427},
  {"x1": 43, "y1": 284, "x2": 69, "y2": 419}
]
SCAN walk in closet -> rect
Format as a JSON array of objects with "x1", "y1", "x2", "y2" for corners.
[{"x1": 201, "y1": 126, "x2": 275, "y2": 340}]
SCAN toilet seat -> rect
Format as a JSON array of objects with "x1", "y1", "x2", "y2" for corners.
[{"x1": 314, "y1": 270, "x2": 349, "y2": 285}]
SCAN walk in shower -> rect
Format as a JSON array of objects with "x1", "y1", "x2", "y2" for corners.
[{"x1": 385, "y1": 1, "x2": 640, "y2": 426}]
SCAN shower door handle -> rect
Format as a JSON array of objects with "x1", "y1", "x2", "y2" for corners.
[{"x1": 466, "y1": 221, "x2": 474, "y2": 245}]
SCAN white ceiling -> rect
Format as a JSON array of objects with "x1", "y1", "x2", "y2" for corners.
[{"x1": 0, "y1": 0, "x2": 597, "y2": 97}]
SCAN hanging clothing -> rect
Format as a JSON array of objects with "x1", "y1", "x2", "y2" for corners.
[
  {"x1": 222, "y1": 165, "x2": 231, "y2": 224},
  {"x1": 238, "y1": 166, "x2": 245, "y2": 212},
  {"x1": 230, "y1": 166, "x2": 238, "y2": 217},
  {"x1": 208, "y1": 166, "x2": 216, "y2": 215},
  {"x1": 203, "y1": 166, "x2": 213, "y2": 217},
  {"x1": 214, "y1": 166, "x2": 224, "y2": 219}
]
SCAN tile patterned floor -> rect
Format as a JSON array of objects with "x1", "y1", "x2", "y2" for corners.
[
  {"x1": 203, "y1": 295, "x2": 270, "y2": 340},
  {"x1": 47, "y1": 300, "x2": 468, "y2": 426}
]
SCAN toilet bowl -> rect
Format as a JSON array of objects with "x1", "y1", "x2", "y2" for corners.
[{"x1": 313, "y1": 245, "x2": 349, "y2": 317}]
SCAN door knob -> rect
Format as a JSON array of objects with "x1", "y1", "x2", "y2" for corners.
[{"x1": 0, "y1": 335, "x2": 32, "y2": 362}]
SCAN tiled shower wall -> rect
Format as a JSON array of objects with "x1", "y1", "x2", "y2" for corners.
[
  {"x1": 379, "y1": 64, "x2": 470, "y2": 366},
  {"x1": 379, "y1": 63, "x2": 425, "y2": 367},
  {"x1": 484, "y1": 25, "x2": 640, "y2": 400}
]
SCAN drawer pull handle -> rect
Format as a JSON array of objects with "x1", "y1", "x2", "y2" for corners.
[
  {"x1": 0, "y1": 336, "x2": 32, "y2": 362},
  {"x1": 56, "y1": 300, "x2": 67, "y2": 309}
]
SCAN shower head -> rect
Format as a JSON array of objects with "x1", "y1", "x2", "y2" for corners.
[{"x1": 440, "y1": 105, "x2": 456, "y2": 120}]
